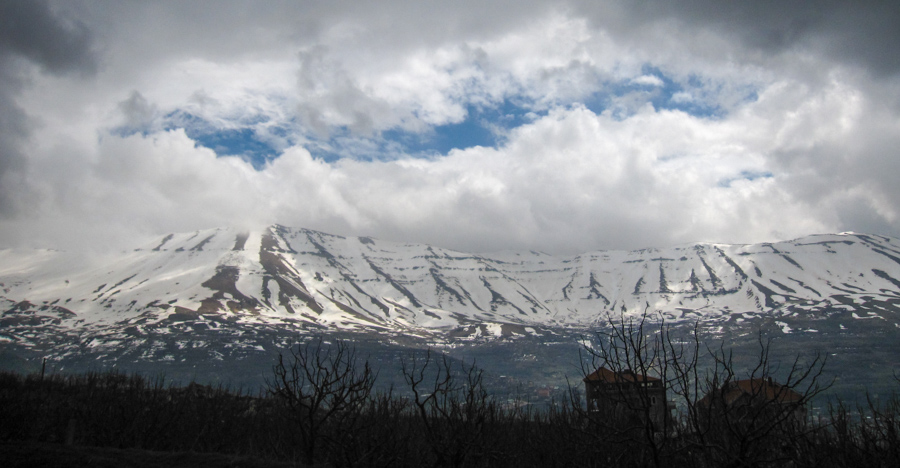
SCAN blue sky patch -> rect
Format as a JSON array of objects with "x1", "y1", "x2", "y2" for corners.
[
  {"x1": 190, "y1": 128, "x2": 275, "y2": 166},
  {"x1": 113, "y1": 67, "x2": 759, "y2": 170},
  {"x1": 134, "y1": 99, "x2": 543, "y2": 166},
  {"x1": 159, "y1": 111, "x2": 283, "y2": 168},
  {"x1": 382, "y1": 100, "x2": 541, "y2": 156},
  {"x1": 583, "y1": 65, "x2": 752, "y2": 120},
  {"x1": 718, "y1": 170, "x2": 774, "y2": 187},
  {"x1": 383, "y1": 114, "x2": 495, "y2": 155}
]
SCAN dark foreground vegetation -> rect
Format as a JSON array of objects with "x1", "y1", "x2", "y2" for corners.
[{"x1": 2, "y1": 316, "x2": 900, "y2": 467}]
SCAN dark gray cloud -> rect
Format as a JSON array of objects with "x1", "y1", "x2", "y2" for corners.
[
  {"x1": 0, "y1": 64, "x2": 29, "y2": 215},
  {"x1": 0, "y1": 0, "x2": 96, "y2": 216},
  {"x1": 1, "y1": 1, "x2": 899, "y2": 253},
  {"x1": 116, "y1": 91, "x2": 158, "y2": 131},
  {"x1": 603, "y1": 0, "x2": 900, "y2": 77},
  {"x1": 0, "y1": 0, "x2": 96, "y2": 75}
]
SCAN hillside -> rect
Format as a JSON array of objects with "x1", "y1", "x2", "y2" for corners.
[{"x1": 2, "y1": 226, "x2": 899, "y2": 394}]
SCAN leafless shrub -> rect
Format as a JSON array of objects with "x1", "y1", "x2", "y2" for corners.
[{"x1": 267, "y1": 338, "x2": 376, "y2": 465}]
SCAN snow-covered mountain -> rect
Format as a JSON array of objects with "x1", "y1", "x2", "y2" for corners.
[
  {"x1": 3, "y1": 225, "x2": 900, "y2": 341},
  {"x1": 3, "y1": 225, "x2": 900, "y2": 395}
]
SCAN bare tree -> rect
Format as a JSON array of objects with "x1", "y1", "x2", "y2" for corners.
[
  {"x1": 267, "y1": 338, "x2": 376, "y2": 465},
  {"x1": 402, "y1": 349, "x2": 498, "y2": 467},
  {"x1": 580, "y1": 311, "x2": 830, "y2": 467},
  {"x1": 579, "y1": 312, "x2": 687, "y2": 467},
  {"x1": 685, "y1": 335, "x2": 829, "y2": 467}
]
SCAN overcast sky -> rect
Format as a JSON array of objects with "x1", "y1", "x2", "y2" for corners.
[{"x1": 1, "y1": 1, "x2": 899, "y2": 255}]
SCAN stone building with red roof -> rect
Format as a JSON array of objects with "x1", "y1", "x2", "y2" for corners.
[
  {"x1": 696, "y1": 377, "x2": 806, "y2": 427},
  {"x1": 583, "y1": 366, "x2": 668, "y2": 430}
]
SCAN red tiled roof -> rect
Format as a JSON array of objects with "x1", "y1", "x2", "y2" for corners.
[
  {"x1": 583, "y1": 366, "x2": 660, "y2": 383},
  {"x1": 699, "y1": 378, "x2": 803, "y2": 406}
]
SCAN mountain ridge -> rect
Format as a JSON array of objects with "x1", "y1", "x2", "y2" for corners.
[
  {"x1": 4, "y1": 225, "x2": 900, "y2": 398},
  {"x1": 2, "y1": 225, "x2": 899, "y2": 341}
]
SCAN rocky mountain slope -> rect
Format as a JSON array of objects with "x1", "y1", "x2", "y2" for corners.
[
  {"x1": 3, "y1": 225, "x2": 900, "y2": 334},
  {"x1": 2, "y1": 225, "x2": 899, "y2": 391}
]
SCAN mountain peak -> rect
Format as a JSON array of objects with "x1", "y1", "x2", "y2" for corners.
[{"x1": 2, "y1": 227, "x2": 899, "y2": 339}]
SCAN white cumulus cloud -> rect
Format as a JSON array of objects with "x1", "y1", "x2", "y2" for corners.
[{"x1": 1, "y1": 0, "x2": 899, "y2": 255}]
